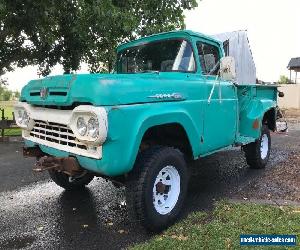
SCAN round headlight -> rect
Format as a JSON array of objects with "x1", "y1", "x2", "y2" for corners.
[
  {"x1": 17, "y1": 110, "x2": 23, "y2": 124},
  {"x1": 76, "y1": 117, "x2": 87, "y2": 136},
  {"x1": 22, "y1": 110, "x2": 29, "y2": 126},
  {"x1": 87, "y1": 117, "x2": 99, "y2": 138}
]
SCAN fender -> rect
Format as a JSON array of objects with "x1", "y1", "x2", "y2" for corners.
[
  {"x1": 133, "y1": 109, "x2": 201, "y2": 159},
  {"x1": 239, "y1": 98, "x2": 277, "y2": 138},
  {"x1": 104, "y1": 101, "x2": 202, "y2": 175}
]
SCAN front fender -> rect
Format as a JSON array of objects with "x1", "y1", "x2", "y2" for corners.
[
  {"x1": 133, "y1": 105, "x2": 201, "y2": 160},
  {"x1": 100, "y1": 101, "x2": 201, "y2": 175}
]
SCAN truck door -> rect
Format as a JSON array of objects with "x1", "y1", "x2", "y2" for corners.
[{"x1": 196, "y1": 41, "x2": 238, "y2": 153}]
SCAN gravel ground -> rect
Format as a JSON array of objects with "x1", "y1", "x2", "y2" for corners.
[
  {"x1": 233, "y1": 135, "x2": 300, "y2": 202},
  {"x1": 232, "y1": 116, "x2": 300, "y2": 203}
]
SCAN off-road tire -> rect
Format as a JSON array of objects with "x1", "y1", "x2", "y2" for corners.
[
  {"x1": 48, "y1": 170, "x2": 94, "y2": 190},
  {"x1": 243, "y1": 125, "x2": 271, "y2": 169},
  {"x1": 126, "y1": 146, "x2": 188, "y2": 232}
]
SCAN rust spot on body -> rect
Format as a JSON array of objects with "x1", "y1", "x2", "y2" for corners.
[{"x1": 252, "y1": 119, "x2": 260, "y2": 129}]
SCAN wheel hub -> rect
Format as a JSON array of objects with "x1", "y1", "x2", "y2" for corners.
[
  {"x1": 155, "y1": 182, "x2": 166, "y2": 194},
  {"x1": 152, "y1": 165, "x2": 180, "y2": 215}
]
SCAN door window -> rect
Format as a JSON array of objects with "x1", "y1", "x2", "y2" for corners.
[{"x1": 197, "y1": 42, "x2": 220, "y2": 75}]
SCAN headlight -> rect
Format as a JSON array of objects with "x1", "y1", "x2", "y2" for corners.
[
  {"x1": 15, "y1": 109, "x2": 30, "y2": 127},
  {"x1": 69, "y1": 106, "x2": 108, "y2": 145},
  {"x1": 76, "y1": 117, "x2": 87, "y2": 136},
  {"x1": 22, "y1": 110, "x2": 30, "y2": 126},
  {"x1": 17, "y1": 110, "x2": 23, "y2": 124},
  {"x1": 87, "y1": 117, "x2": 99, "y2": 138}
]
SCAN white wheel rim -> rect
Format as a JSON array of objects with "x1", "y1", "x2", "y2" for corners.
[
  {"x1": 260, "y1": 134, "x2": 269, "y2": 159},
  {"x1": 152, "y1": 165, "x2": 180, "y2": 215}
]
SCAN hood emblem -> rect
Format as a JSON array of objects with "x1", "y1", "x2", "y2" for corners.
[
  {"x1": 40, "y1": 87, "x2": 49, "y2": 99},
  {"x1": 148, "y1": 93, "x2": 183, "y2": 100}
]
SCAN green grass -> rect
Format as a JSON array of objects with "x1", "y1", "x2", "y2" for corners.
[
  {"x1": 3, "y1": 128, "x2": 21, "y2": 136},
  {"x1": 132, "y1": 201, "x2": 300, "y2": 250},
  {"x1": 0, "y1": 101, "x2": 21, "y2": 136},
  {"x1": 0, "y1": 101, "x2": 16, "y2": 120}
]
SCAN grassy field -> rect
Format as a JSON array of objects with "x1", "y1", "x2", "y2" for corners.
[
  {"x1": 132, "y1": 201, "x2": 300, "y2": 250},
  {"x1": 0, "y1": 101, "x2": 16, "y2": 119},
  {"x1": 0, "y1": 101, "x2": 21, "y2": 136}
]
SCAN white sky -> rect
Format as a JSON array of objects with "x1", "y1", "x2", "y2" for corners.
[
  {"x1": 4, "y1": 0, "x2": 300, "y2": 91},
  {"x1": 185, "y1": 0, "x2": 300, "y2": 83}
]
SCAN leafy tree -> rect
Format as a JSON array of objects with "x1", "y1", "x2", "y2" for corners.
[
  {"x1": 278, "y1": 75, "x2": 291, "y2": 84},
  {"x1": 0, "y1": 0, "x2": 197, "y2": 76},
  {"x1": 0, "y1": 77, "x2": 7, "y2": 86},
  {"x1": 0, "y1": 85, "x2": 4, "y2": 98},
  {"x1": 2, "y1": 89, "x2": 12, "y2": 101},
  {"x1": 0, "y1": 77, "x2": 7, "y2": 98},
  {"x1": 0, "y1": 84, "x2": 12, "y2": 101},
  {"x1": 14, "y1": 90, "x2": 20, "y2": 99}
]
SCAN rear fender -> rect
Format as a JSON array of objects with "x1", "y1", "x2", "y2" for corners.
[{"x1": 239, "y1": 99, "x2": 276, "y2": 138}]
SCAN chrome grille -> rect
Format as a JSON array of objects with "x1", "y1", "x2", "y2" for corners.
[{"x1": 30, "y1": 120, "x2": 87, "y2": 150}]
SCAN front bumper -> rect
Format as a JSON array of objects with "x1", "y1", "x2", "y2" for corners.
[{"x1": 24, "y1": 139, "x2": 114, "y2": 176}]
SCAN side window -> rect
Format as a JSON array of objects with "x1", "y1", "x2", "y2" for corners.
[
  {"x1": 196, "y1": 42, "x2": 220, "y2": 75},
  {"x1": 223, "y1": 40, "x2": 229, "y2": 56}
]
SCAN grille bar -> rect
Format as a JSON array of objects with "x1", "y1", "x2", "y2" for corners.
[
  {"x1": 32, "y1": 126, "x2": 74, "y2": 138},
  {"x1": 30, "y1": 120, "x2": 87, "y2": 150}
]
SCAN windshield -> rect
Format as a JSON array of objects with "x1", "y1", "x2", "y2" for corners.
[{"x1": 116, "y1": 39, "x2": 196, "y2": 73}]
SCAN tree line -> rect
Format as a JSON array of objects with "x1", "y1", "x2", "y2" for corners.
[
  {"x1": 0, "y1": 0, "x2": 197, "y2": 78},
  {"x1": 0, "y1": 79, "x2": 20, "y2": 101}
]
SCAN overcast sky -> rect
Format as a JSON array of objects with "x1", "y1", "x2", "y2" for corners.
[
  {"x1": 185, "y1": 0, "x2": 300, "y2": 83},
  {"x1": 4, "y1": 0, "x2": 300, "y2": 91}
]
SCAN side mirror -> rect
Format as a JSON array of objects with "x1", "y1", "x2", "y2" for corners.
[
  {"x1": 220, "y1": 56, "x2": 236, "y2": 81},
  {"x1": 278, "y1": 91, "x2": 284, "y2": 98}
]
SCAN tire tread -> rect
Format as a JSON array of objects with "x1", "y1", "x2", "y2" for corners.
[{"x1": 126, "y1": 146, "x2": 187, "y2": 231}]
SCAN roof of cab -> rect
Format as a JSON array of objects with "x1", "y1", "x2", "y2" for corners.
[{"x1": 117, "y1": 30, "x2": 222, "y2": 52}]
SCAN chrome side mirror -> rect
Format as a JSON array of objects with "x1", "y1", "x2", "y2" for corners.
[{"x1": 220, "y1": 56, "x2": 236, "y2": 81}]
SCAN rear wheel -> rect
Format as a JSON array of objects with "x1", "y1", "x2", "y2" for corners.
[
  {"x1": 48, "y1": 170, "x2": 94, "y2": 190},
  {"x1": 126, "y1": 146, "x2": 188, "y2": 232},
  {"x1": 243, "y1": 125, "x2": 271, "y2": 169}
]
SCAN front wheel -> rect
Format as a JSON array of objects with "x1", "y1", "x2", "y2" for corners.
[
  {"x1": 126, "y1": 146, "x2": 188, "y2": 232},
  {"x1": 243, "y1": 125, "x2": 271, "y2": 169},
  {"x1": 48, "y1": 170, "x2": 94, "y2": 190}
]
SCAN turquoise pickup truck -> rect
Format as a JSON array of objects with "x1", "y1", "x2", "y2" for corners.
[{"x1": 15, "y1": 30, "x2": 279, "y2": 231}]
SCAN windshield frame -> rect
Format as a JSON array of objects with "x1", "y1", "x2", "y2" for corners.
[{"x1": 116, "y1": 38, "x2": 198, "y2": 74}]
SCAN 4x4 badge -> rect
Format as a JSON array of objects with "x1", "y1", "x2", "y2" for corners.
[
  {"x1": 40, "y1": 87, "x2": 48, "y2": 99},
  {"x1": 148, "y1": 93, "x2": 183, "y2": 100}
]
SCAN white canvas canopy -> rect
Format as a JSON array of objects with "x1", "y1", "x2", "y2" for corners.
[{"x1": 212, "y1": 31, "x2": 256, "y2": 85}]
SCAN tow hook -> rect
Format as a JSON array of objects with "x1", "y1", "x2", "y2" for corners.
[{"x1": 33, "y1": 156, "x2": 82, "y2": 176}]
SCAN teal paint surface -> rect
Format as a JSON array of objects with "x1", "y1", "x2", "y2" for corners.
[
  {"x1": 20, "y1": 30, "x2": 278, "y2": 176},
  {"x1": 237, "y1": 85, "x2": 277, "y2": 140}
]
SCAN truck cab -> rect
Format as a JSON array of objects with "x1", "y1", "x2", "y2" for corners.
[{"x1": 15, "y1": 30, "x2": 278, "y2": 231}]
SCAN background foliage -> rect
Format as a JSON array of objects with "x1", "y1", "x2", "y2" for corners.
[
  {"x1": 278, "y1": 75, "x2": 292, "y2": 84},
  {"x1": 0, "y1": 0, "x2": 197, "y2": 76}
]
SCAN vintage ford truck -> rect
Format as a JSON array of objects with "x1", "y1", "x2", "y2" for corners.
[{"x1": 15, "y1": 30, "x2": 279, "y2": 231}]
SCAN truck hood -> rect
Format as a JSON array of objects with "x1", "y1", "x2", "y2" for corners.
[{"x1": 20, "y1": 73, "x2": 187, "y2": 106}]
